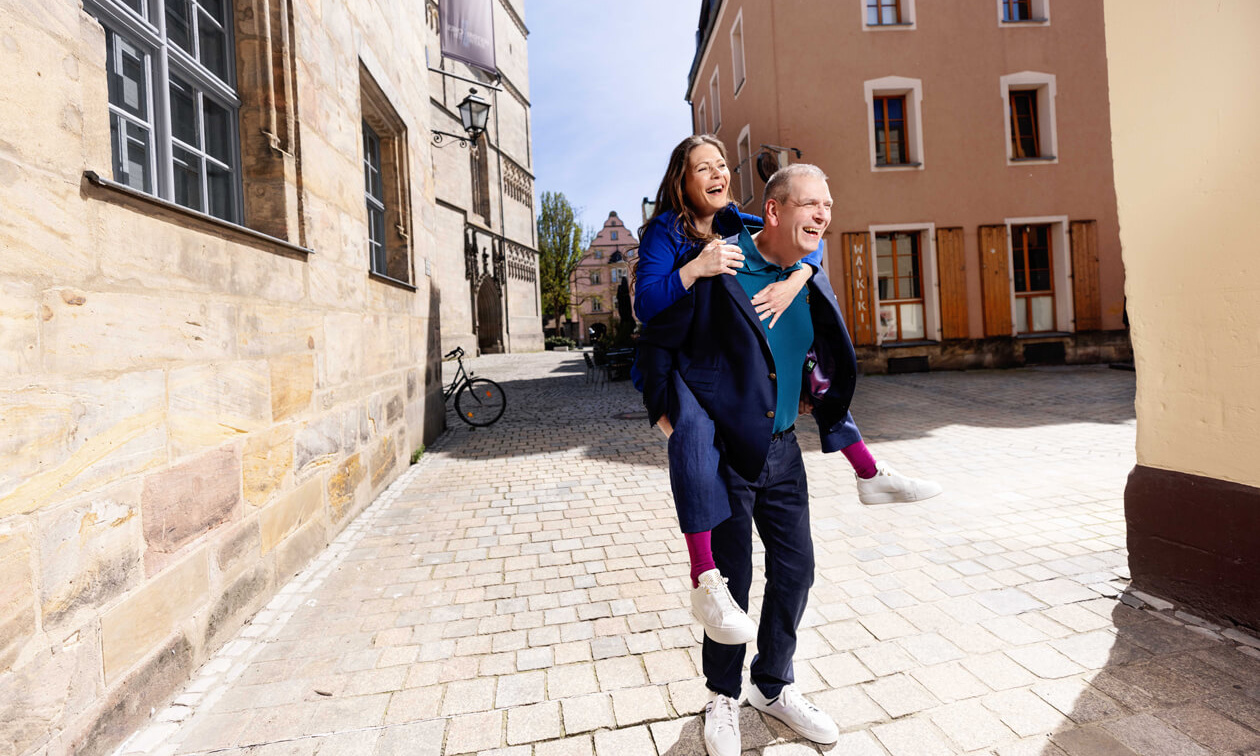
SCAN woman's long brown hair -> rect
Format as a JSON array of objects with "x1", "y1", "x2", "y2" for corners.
[{"x1": 637, "y1": 134, "x2": 731, "y2": 247}]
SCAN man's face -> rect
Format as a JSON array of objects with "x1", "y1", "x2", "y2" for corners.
[{"x1": 770, "y1": 175, "x2": 832, "y2": 260}]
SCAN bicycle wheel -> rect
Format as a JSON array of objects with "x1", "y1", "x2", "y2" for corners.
[{"x1": 455, "y1": 378, "x2": 506, "y2": 426}]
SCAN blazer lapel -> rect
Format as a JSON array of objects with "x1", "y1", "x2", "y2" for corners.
[{"x1": 718, "y1": 275, "x2": 775, "y2": 363}]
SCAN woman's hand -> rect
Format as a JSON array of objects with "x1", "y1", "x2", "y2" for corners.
[
  {"x1": 679, "y1": 239, "x2": 744, "y2": 289},
  {"x1": 656, "y1": 415, "x2": 674, "y2": 438},
  {"x1": 751, "y1": 266, "x2": 812, "y2": 328}
]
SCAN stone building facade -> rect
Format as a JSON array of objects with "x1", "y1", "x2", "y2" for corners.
[
  {"x1": 686, "y1": 0, "x2": 1129, "y2": 372},
  {"x1": 429, "y1": 0, "x2": 542, "y2": 356},
  {"x1": 0, "y1": 0, "x2": 536, "y2": 753},
  {"x1": 570, "y1": 211, "x2": 636, "y2": 345}
]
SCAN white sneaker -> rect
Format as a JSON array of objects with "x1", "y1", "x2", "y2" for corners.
[
  {"x1": 703, "y1": 694, "x2": 742, "y2": 756},
  {"x1": 856, "y1": 462, "x2": 943, "y2": 505},
  {"x1": 748, "y1": 684, "x2": 838, "y2": 744},
  {"x1": 691, "y1": 569, "x2": 757, "y2": 645}
]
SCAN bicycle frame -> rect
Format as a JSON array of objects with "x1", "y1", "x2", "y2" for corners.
[{"x1": 443, "y1": 359, "x2": 469, "y2": 401}]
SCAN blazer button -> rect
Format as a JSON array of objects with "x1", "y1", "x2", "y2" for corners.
[
  {"x1": 768, "y1": 372, "x2": 777, "y2": 380},
  {"x1": 766, "y1": 410, "x2": 775, "y2": 418}
]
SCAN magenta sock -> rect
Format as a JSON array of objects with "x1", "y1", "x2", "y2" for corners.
[
  {"x1": 685, "y1": 531, "x2": 717, "y2": 587},
  {"x1": 843, "y1": 440, "x2": 879, "y2": 479}
]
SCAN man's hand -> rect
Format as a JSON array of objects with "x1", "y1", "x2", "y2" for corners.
[
  {"x1": 798, "y1": 397, "x2": 814, "y2": 416},
  {"x1": 679, "y1": 239, "x2": 744, "y2": 289},
  {"x1": 751, "y1": 266, "x2": 811, "y2": 328},
  {"x1": 656, "y1": 415, "x2": 674, "y2": 438}
]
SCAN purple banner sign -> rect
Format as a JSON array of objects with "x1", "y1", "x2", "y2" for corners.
[{"x1": 440, "y1": 0, "x2": 498, "y2": 74}]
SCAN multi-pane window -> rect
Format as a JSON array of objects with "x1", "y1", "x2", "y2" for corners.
[
  {"x1": 875, "y1": 231, "x2": 925, "y2": 341},
  {"x1": 363, "y1": 122, "x2": 387, "y2": 276},
  {"x1": 1009, "y1": 90, "x2": 1040, "y2": 158},
  {"x1": 873, "y1": 96, "x2": 907, "y2": 165},
  {"x1": 737, "y1": 129, "x2": 753, "y2": 204},
  {"x1": 867, "y1": 0, "x2": 902, "y2": 25},
  {"x1": 590, "y1": 297, "x2": 604, "y2": 313},
  {"x1": 730, "y1": 13, "x2": 746, "y2": 94},
  {"x1": 611, "y1": 230, "x2": 618, "y2": 240},
  {"x1": 1003, "y1": 0, "x2": 1033, "y2": 21},
  {"x1": 88, "y1": 0, "x2": 241, "y2": 222},
  {"x1": 709, "y1": 69, "x2": 722, "y2": 130},
  {"x1": 589, "y1": 270, "x2": 601, "y2": 284},
  {"x1": 610, "y1": 268, "x2": 622, "y2": 283},
  {"x1": 593, "y1": 249, "x2": 604, "y2": 260},
  {"x1": 1013, "y1": 224, "x2": 1055, "y2": 333}
]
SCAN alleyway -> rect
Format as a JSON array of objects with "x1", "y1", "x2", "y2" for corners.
[{"x1": 114, "y1": 353, "x2": 1260, "y2": 756}]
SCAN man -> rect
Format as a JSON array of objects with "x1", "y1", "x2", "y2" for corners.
[{"x1": 638, "y1": 164, "x2": 857, "y2": 755}]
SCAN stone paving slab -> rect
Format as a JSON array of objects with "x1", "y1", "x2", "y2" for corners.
[{"x1": 109, "y1": 353, "x2": 1260, "y2": 756}]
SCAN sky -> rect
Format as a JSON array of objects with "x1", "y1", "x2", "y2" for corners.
[{"x1": 527, "y1": 0, "x2": 701, "y2": 239}]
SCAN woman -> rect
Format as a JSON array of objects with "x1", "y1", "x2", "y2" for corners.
[{"x1": 634, "y1": 135, "x2": 940, "y2": 645}]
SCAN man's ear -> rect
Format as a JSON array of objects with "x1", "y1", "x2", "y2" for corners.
[{"x1": 764, "y1": 198, "x2": 780, "y2": 227}]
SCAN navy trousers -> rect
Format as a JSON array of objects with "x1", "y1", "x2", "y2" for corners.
[
  {"x1": 703, "y1": 430, "x2": 814, "y2": 700},
  {"x1": 667, "y1": 372, "x2": 861, "y2": 533}
]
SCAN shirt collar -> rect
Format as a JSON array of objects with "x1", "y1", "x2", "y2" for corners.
[{"x1": 740, "y1": 230, "x2": 803, "y2": 276}]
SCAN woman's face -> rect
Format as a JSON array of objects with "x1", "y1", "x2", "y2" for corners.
[{"x1": 682, "y1": 143, "x2": 730, "y2": 219}]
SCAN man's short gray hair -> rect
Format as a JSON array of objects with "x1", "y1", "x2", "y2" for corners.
[{"x1": 764, "y1": 163, "x2": 828, "y2": 207}]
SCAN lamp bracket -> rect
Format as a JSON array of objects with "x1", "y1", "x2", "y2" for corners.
[{"x1": 432, "y1": 129, "x2": 475, "y2": 148}]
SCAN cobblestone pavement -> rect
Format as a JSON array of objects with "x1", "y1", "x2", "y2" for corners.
[{"x1": 115, "y1": 352, "x2": 1260, "y2": 756}]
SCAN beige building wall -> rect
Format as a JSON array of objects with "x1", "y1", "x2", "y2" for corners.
[
  {"x1": 0, "y1": 0, "x2": 494, "y2": 752},
  {"x1": 1106, "y1": 0, "x2": 1260, "y2": 629},
  {"x1": 430, "y1": 0, "x2": 542, "y2": 357},
  {"x1": 688, "y1": 0, "x2": 1128, "y2": 370}
]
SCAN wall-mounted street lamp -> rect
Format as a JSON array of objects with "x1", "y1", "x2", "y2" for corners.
[{"x1": 432, "y1": 88, "x2": 492, "y2": 148}]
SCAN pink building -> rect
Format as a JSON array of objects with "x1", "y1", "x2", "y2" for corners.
[
  {"x1": 571, "y1": 212, "x2": 637, "y2": 345},
  {"x1": 686, "y1": 0, "x2": 1129, "y2": 372}
]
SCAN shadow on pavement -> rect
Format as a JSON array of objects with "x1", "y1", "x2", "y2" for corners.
[
  {"x1": 436, "y1": 353, "x2": 1136, "y2": 465},
  {"x1": 1038, "y1": 602, "x2": 1260, "y2": 755}
]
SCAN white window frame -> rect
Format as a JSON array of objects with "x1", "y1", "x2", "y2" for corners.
[
  {"x1": 730, "y1": 9, "x2": 746, "y2": 97},
  {"x1": 1004, "y1": 215, "x2": 1073, "y2": 334},
  {"x1": 84, "y1": 0, "x2": 243, "y2": 223},
  {"x1": 736, "y1": 125, "x2": 753, "y2": 205},
  {"x1": 862, "y1": 0, "x2": 917, "y2": 31},
  {"x1": 1001, "y1": 72, "x2": 1058, "y2": 165},
  {"x1": 867, "y1": 222, "x2": 940, "y2": 344},
  {"x1": 997, "y1": 0, "x2": 1050, "y2": 26},
  {"x1": 864, "y1": 76, "x2": 925, "y2": 172},
  {"x1": 709, "y1": 68, "x2": 722, "y2": 131},
  {"x1": 697, "y1": 99, "x2": 708, "y2": 135}
]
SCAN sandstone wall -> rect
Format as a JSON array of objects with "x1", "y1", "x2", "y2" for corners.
[{"x1": 0, "y1": 0, "x2": 463, "y2": 752}]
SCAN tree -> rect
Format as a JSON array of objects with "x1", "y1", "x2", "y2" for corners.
[{"x1": 537, "y1": 191, "x2": 589, "y2": 336}]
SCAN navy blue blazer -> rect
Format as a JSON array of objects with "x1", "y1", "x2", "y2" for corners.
[{"x1": 638, "y1": 252, "x2": 860, "y2": 484}]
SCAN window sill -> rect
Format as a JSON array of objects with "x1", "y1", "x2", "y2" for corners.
[
  {"x1": 874, "y1": 162, "x2": 923, "y2": 171},
  {"x1": 879, "y1": 339, "x2": 939, "y2": 348},
  {"x1": 733, "y1": 79, "x2": 746, "y2": 98},
  {"x1": 1000, "y1": 17, "x2": 1050, "y2": 25},
  {"x1": 369, "y1": 270, "x2": 418, "y2": 292},
  {"x1": 864, "y1": 22, "x2": 916, "y2": 30},
  {"x1": 1009, "y1": 155, "x2": 1057, "y2": 163},
  {"x1": 1015, "y1": 331, "x2": 1070, "y2": 340},
  {"x1": 83, "y1": 170, "x2": 313, "y2": 260}
]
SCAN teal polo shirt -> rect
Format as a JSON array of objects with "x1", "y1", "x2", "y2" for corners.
[{"x1": 728, "y1": 230, "x2": 814, "y2": 434}]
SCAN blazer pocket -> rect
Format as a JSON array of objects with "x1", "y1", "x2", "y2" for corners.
[{"x1": 681, "y1": 366, "x2": 719, "y2": 394}]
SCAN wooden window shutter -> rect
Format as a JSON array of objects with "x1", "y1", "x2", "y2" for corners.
[
  {"x1": 1070, "y1": 220, "x2": 1102, "y2": 332},
  {"x1": 935, "y1": 227, "x2": 969, "y2": 340},
  {"x1": 840, "y1": 231, "x2": 877, "y2": 346},
  {"x1": 978, "y1": 224, "x2": 1013, "y2": 337}
]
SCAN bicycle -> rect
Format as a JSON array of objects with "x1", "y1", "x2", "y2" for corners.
[{"x1": 442, "y1": 346, "x2": 507, "y2": 427}]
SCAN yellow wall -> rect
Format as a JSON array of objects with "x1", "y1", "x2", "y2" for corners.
[{"x1": 1105, "y1": 0, "x2": 1260, "y2": 488}]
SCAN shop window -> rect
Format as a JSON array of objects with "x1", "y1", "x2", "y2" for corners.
[
  {"x1": 1012, "y1": 224, "x2": 1055, "y2": 333},
  {"x1": 876, "y1": 231, "x2": 925, "y2": 341}
]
